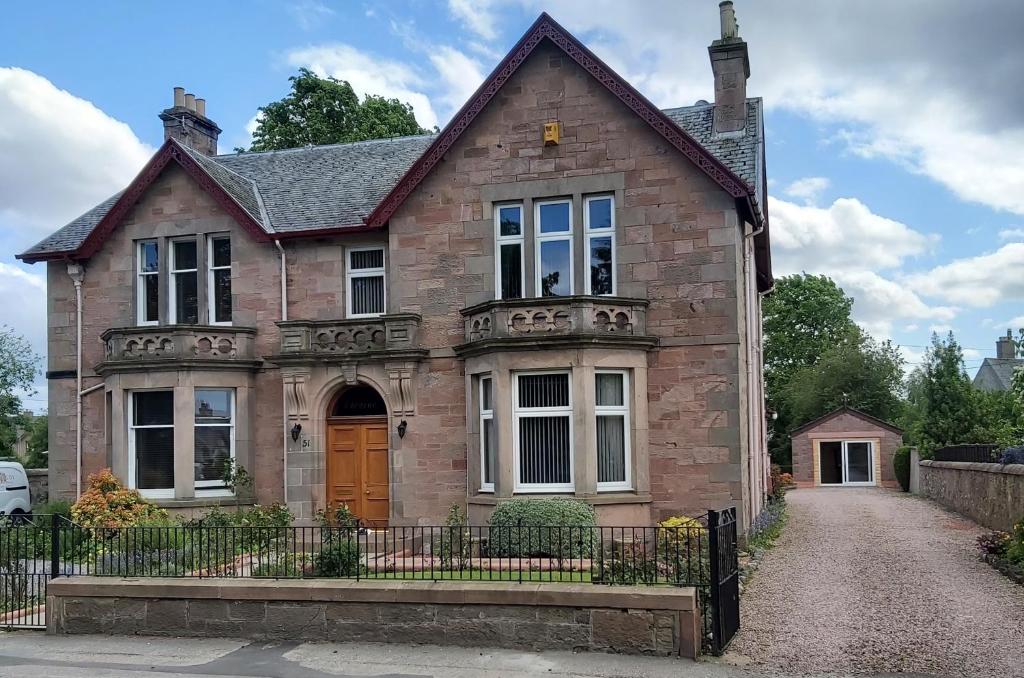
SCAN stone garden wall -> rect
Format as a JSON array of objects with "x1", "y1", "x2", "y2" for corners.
[{"x1": 919, "y1": 461, "x2": 1024, "y2": 532}]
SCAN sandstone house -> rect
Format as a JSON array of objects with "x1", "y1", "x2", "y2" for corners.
[{"x1": 18, "y1": 8, "x2": 773, "y2": 531}]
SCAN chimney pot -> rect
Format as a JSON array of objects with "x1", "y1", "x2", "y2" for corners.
[
  {"x1": 160, "y1": 87, "x2": 221, "y2": 155},
  {"x1": 719, "y1": 1, "x2": 739, "y2": 40},
  {"x1": 184, "y1": 93, "x2": 196, "y2": 112},
  {"x1": 195, "y1": 98, "x2": 206, "y2": 117},
  {"x1": 708, "y1": 1, "x2": 750, "y2": 135},
  {"x1": 173, "y1": 87, "x2": 185, "y2": 108}
]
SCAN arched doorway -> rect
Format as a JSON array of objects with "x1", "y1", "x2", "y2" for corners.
[{"x1": 326, "y1": 384, "x2": 389, "y2": 525}]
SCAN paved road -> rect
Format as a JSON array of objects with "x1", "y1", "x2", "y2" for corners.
[{"x1": 726, "y1": 488, "x2": 1024, "y2": 677}]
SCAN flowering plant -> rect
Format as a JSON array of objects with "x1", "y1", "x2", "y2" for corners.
[{"x1": 70, "y1": 468, "x2": 168, "y2": 529}]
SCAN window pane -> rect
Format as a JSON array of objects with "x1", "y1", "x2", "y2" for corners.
[
  {"x1": 211, "y1": 238, "x2": 231, "y2": 267},
  {"x1": 498, "y1": 206, "x2": 522, "y2": 237},
  {"x1": 350, "y1": 249, "x2": 384, "y2": 270},
  {"x1": 539, "y1": 240, "x2": 571, "y2": 296},
  {"x1": 596, "y1": 373, "x2": 624, "y2": 406},
  {"x1": 195, "y1": 426, "x2": 231, "y2": 483},
  {"x1": 195, "y1": 389, "x2": 232, "y2": 422},
  {"x1": 213, "y1": 269, "x2": 232, "y2": 322},
  {"x1": 519, "y1": 416, "x2": 571, "y2": 485},
  {"x1": 538, "y1": 202, "x2": 570, "y2": 233},
  {"x1": 481, "y1": 378, "x2": 492, "y2": 411},
  {"x1": 135, "y1": 427, "x2": 174, "y2": 490},
  {"x1": 175, "y1": 271, "x2": 199, "y2": 324},
  {"x1": 499, "y1": 243, "x2": 522, "y2": 299},
  {"x1": 597, "y1": 415, "x2": 626, "y2": 484},
  {"x1": 134, "y1": 391, "x2": 173, "y2": 426},
  {"x1": 143, "y1": 274, "x2": 159, "y2": 322},
  {"x1": 351, "y1": 275, "x2": 385, "y2": 315},
  {"x1": 588, "y1": 197, "x2": 613, "y2": 229},
  {"x1": 140, "y1": 242, "x2": 159, "y2": 272},
  {"x1": 518, "y1": 373, "x2": 569, "y2": 408},
  {"x1": 173, "y1": 240, "x2": 197, "y2": 270},
  {"x1": 589, "y1": 236, "x2": 613, "y2": 295},
  {"x1": 482, "y1": 418, "x2": 495, "y2": 485}
]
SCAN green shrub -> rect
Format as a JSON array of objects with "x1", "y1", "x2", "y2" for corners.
[
  {"x1": 312, "y1": 539, "x2": 361, "y2": 576},
  {"x1": 893, "y1": 445, "x2": 912, "y2": 492},
  {"x1": 35, "y1": 499, "x2": 73, "y2": 520},
  {"x1": 487, "y1": 498, "x2": 597, "y2": 558}
]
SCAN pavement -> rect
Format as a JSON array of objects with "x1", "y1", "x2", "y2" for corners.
[{"x1": 0, "y1": 632, "x2": 927, "y2": 678}]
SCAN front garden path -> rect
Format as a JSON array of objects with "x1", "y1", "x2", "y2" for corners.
[{"x1": 726, "y1": 487, "x2": 1024, "y2": 677}]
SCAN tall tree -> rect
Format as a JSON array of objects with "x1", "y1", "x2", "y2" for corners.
[
  {"x1": 0, "y1": 327, "x2": 40, "y2": 456},
  {"x1": 914, "y1": 332, "x2": 982, "y2": 454},
  {"x1": 247, "y1": 69, "x2": 433, "y2": 152}
]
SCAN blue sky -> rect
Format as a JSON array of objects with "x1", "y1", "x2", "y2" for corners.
[{"x1": 2, "y1": 0, "x2": 1023, "y2": 412}]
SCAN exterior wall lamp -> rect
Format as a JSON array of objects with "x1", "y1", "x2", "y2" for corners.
[
  {"x1": 397, "y1": 420, "x2": 408, "y2": 438},
  {"x1": 290, "y1": 423, "x2": 302, "y2": 442}
]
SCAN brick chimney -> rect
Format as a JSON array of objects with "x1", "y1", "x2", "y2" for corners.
[
  {"x1": 996, "y1": 329, "x2": 1017, "y2": 359},
  {"x1": 159, "y1": 86, "x2": 221, "y2": 155},
  {"x1": 708, "y1": 1, "x2": 750, "y2": 135}
]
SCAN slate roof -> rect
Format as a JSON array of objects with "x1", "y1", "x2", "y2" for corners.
[
  {"x1": 19, "y1": 101, "x2": 763, "y2": 260},
  {"x1": 972, "y1": 358, "x2": 1024, "y2": 391}
]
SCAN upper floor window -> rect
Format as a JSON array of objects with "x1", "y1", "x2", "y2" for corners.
[
  {"x1": 495, "y1": 204, "x2": 524, "y2": 300},
  {"x1": 479, "y1": 376, "x2": 495, "y2": 492},
  {"x1": 170, "y1": 240, "x2": 199, "y2": 324},
  {"x1": 207, "y1": 236, "x2": 232, "y2": 325},
  {"x1": 535, "y1": 200, "x2": 573, "y2": 297},
  {"x1": 514, "y1": 371, "x2": 573, "y2": 492},
  {"x1": 585, "y1": 195, "x2": 615, "y2": 296},
  {"x1": 347, "y1": 246, "x2": 386, "y2": 317},
  {"x1": 136, "y1": 241, "x2": 159, "y2": 325}
]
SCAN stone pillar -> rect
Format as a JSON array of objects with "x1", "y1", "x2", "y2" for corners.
[{"x1": 909, "y1": 447, "x2": 920, "y2": 494}]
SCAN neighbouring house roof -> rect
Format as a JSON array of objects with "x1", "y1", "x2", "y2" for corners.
[
  {"x1": 972, "y1": 358, "x2": 1024, "y2": 391},
  {"x1": 17, "y1": 13, "x2": 771, "y2": 290},
  {"x1": 790, "y1": 406, "x2": 904, "y2": 437}
]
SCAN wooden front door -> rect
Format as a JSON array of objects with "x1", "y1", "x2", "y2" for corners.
[{"x1": 326, "y1": 419, "x2": 390, "y2": 525}]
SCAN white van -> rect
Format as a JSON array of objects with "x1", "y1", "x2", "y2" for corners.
[{"x1": 0, "y1": 462, "x2": 31, "y2": 517}]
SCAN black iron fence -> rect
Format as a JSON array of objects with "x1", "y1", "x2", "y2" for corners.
[{"x1": 933, "y1": 444, "x2": 1000, "y2": 463}]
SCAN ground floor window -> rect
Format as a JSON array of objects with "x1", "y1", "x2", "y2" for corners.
[
  {"x1": 596, "y1": 370, "x2": 630, "y2": 491},
  {"x1": 479, "y1": 376, "x2": 495, "y2": 492},
  {"x1": 129, "y1": 391, "x2": 175, "y2": 498},
  {"x1": 194, "y1": 388, "x2": 234, "y2": 491},
  {"x1": 514, "y1": 371, "x2": 573, "y2": 492}
]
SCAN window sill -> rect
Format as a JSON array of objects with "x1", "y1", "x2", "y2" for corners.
[
  {"x1": 152, "y1": 496, "x2": 248, "y2": 510},
  {"x1": 469, "y1": 492, "x2": 652, "y2": 506}
]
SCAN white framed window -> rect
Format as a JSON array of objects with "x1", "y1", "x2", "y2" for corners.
[
  {"x1": 584, "y1": 195, "x2": 616, "y2": 296},
  {"x1": 513, "y1": 371, "x2": 573, "y2": 492},
  {"x1": 535, "y1": 199, "x2": 573, "y2": 297},
  {"x1": 595, "y1": 370, "x2": 631, "y2": 491},
  {"x1": 194, "y1": 388, "x2": 235, "y2": 493},
  {"x1": 207, "y1": 236, "x2": 232, "y2": 325},
  {"x1": 169, "y1": 239, "x2": 199, "y2": 324},
  {"x1": 136, "y1": 241, "x2": 159, "y2": 325},
  {"x1": 494, "y1": 203, "x2": 524, "y2": 300},
  {"x1": 479, "y1": 376, "x2": 495, "y2": 492},
  {"x1": 128, "y1": 390, "x2": 175, "y2": 498},
  {"x1": 346, "y1": 246, "x2": 386, "y2": 317}
]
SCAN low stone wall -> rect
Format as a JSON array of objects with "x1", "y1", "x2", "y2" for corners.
[
  {"x1": 919, "y1": 461, "x2": 1024, "y2": 532},
  {"x1": 27, "y1": 469, "x2": 48, "y2": 505},
  {"x1": 47, "y1": 578, "x2": 701, "y2": 658}
]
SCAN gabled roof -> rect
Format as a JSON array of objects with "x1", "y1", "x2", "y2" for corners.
[
  {"x1": 18, "y1": 12, "x2": 771, "y2": 289},
  {"x1": 973, "y1": 358, "x2": 1024, "y2": 391},
  {"x1": 790, "y1": 406, "x2": 904, "y2": 437}
]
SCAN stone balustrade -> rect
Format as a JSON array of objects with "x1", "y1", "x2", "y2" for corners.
[
  {"x1": 98, "y1": 325, "x2": 259, "y2": 373},
  {"x1": 457, "y1": 296, "x2": 655, "y2": 356},
  {"x1": 274, "y1": 314, "x2": 424, "y2": 363}
]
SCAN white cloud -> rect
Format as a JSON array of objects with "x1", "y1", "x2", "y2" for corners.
[
  {"x1": 0, "y1": 263, "x2": 47, "y2": 411},
  {"x1": 1006, "y1": 317, "x2": 1024, "y2": 330},
  {"x1": 998, "y1": 228, "x2": 1024, "y2": 241},
  {"x1": 909, "y1": 243, "x2": 1024, "y2": 307},
  {"x1": 288, "y1": 1, "x2": 334, "y2": 31},
  {"x1": 287, "y1": 44, "x2": 440, "y2": 129},
  {"x1": 0, "y1": 68, "x2": 151, "y2": 246},
  {"x1": 428, "y1": 46, "x2": 487, "y2": 113},
  {"x1": 448, "y1": 0, "x2": 500, "y2": 41},
  {"x1": 783, "y1": 177, "x2": 830, "y2": 205}
]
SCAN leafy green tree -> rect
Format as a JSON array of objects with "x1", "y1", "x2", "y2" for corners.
[
  {"x1": 912, "y1": 332, "x2": 983, "y2": 455},
  {"x1": 21, "y1": 414, "x2": 48, "y2": 468},
  {"x1": 247, "y1": 68, "x2": 432, "y2": 152},
  {"x1": 0, "y1": 327, "x2": 40, "y2": 457}
]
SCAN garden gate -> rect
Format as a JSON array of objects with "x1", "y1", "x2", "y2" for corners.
[
  {"x1": 0, "y1": 515, "x2": 60, "y2": 628},
  {"x1": 707, "y1": 507, "x2": 740, "y2": 654}
]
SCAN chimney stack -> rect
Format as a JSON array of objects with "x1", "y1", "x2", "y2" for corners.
[
  {"x1": 997, "y1": 330, "x2": 1017, "y2": 359},
  {"x1": 159, "y1": 86, "x2": 221, "y2": 156},
  {"x1": 708, "y1": 1, "x2": 750, "y2": 136}
]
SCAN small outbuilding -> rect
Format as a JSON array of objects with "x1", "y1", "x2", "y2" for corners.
[{"x1": 791, "y1": 407, "x2": 903, "y2": 488}]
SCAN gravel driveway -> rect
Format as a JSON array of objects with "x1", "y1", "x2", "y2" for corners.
[{"x1": 727, "y1": 488, "x2": 1024, "y2": 677}]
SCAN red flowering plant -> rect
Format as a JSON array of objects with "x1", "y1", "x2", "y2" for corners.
[{"x1": 70, "y1": 469, "x2": 168, "y2": 530}]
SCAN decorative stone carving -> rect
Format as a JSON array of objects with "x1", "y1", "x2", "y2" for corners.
[
  {"x1": 283, "y1": 369, "x2": 310, "y2": 421},
  {"x1": 508, "y1": 307, "x2": 572, "y2": 335},
  {"x1": 387, "y1": 362, "x2": 417, "y2": 416},
  {"x1": 273, "y1": 314, "x2": 425, "y2": 365},
  {"x1": 98, "y1": 325, "x2": 258, "y2": 374}
]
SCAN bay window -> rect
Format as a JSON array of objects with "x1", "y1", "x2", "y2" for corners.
[
  {"x1": 136, "y1": 241, "x2": 159, "y2": 325},
  {"x1": 514, "y1": 371, "x2": 573, "y2": 492},
  {"x1": 194, "y1": 388, "x2": 234, "y2": 492},
  {"x1": 207, "y1": 236, "x2": 232, "y2": 324},
  {"x1": 596, "y1": 371, "x2": 630, "y2": 490},
  {"x1": 129, "y1": 391, "x2": 175, "y2": 498},
  {"x1": 535, "y1": 199, "x2": 573, "y2": 297},
  {"x1": 495, "y1": 204, "x2": 524, "y2": 300},
  {"x1": 347, "y1": 246, "x2": 386, "y2": 317},
  {"x1": 585, "y1": 195, "x2": 615, "y2": 296},
  {"x1": 170, "y1": 240, "x2": 199, "y2": 324},
  {"x1": 479, "y1": 377, "x2": 495, "y2": 492}
]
